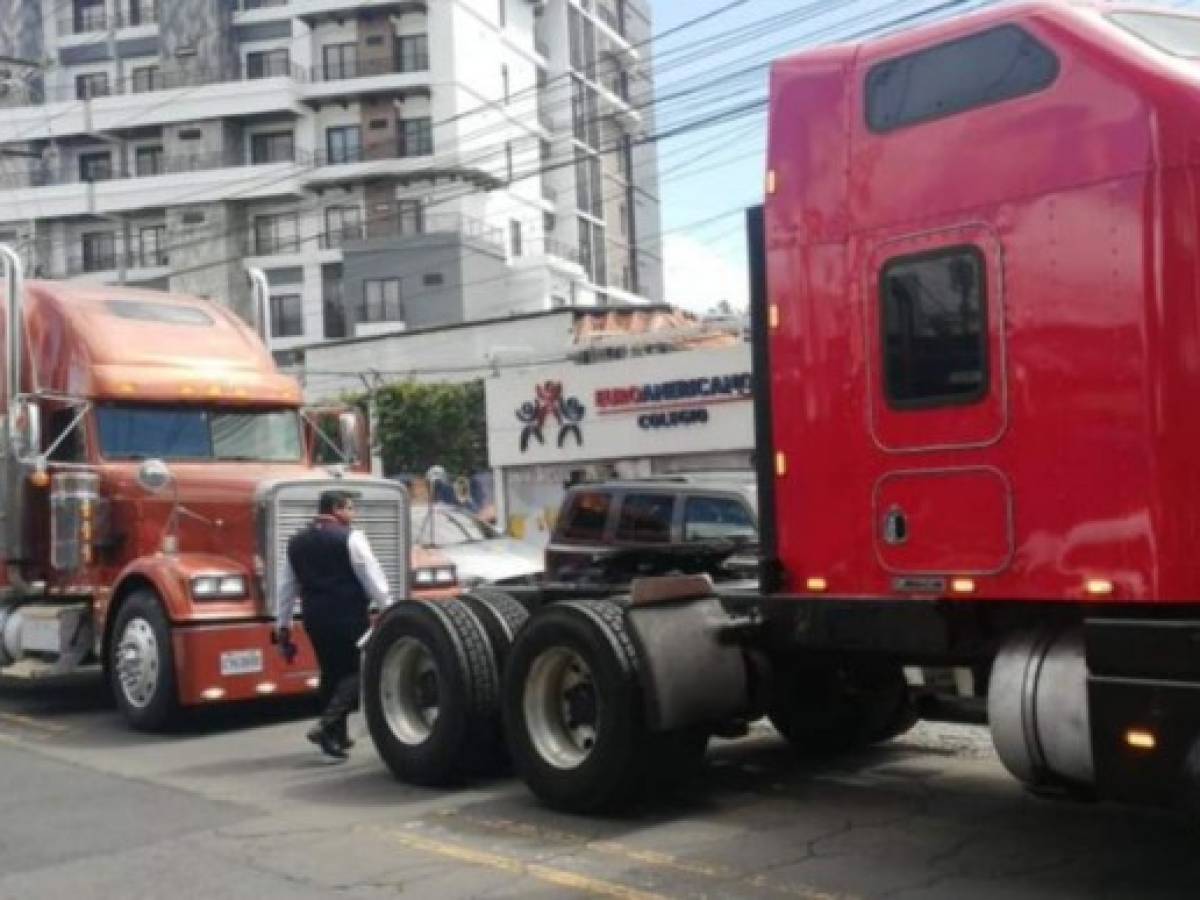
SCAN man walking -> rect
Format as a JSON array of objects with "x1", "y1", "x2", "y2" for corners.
[{"x1": 274, "y1": 490, "x2": 392, "y2": 760}]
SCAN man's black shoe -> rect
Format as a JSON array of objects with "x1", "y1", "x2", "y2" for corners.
[{"x1": 307, "y1": 726, "x2": 348, "y2": 761}]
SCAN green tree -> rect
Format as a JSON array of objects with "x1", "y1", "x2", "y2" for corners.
[{"x1": 367, "y1": 380, "x2": 488, "y2": 477}]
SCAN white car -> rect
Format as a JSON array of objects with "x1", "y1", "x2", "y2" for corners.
[{"x1": 409, "y1": 503, "x2": 544, "y2": 588}]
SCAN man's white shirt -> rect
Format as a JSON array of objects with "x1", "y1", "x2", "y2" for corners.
[{"x1": 276, "y1": 529, "x2": 392, "y2": 630}]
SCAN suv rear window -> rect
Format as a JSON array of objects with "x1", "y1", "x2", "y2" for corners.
[
  {"x1": 560, "y1": 491, "x2": 611, "y2": 541},
  {"x1": 615, "y1": 493, "x2": 674, "y2": 543},
  {"x1": 683, "y1": 495, "x2": 757, "y2": 543}
]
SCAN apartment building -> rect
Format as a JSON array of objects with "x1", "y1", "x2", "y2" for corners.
[{"x1": 0, "y1": 0, "x2": 663, "y2": 351}]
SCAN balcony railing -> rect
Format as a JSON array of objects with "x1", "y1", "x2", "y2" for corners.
[
  {"x1": 43, "y1": 59, "x2": 307, "y2": 103},
  {"x1": 310, "y1": 46, "x2": 429, "y2": 82},
  {"x1": 58, "y1": 2, "x2": 160, "y2": 36},
  {"x1": 63, "y1": 247, "x2": 169, "y2": 276},
  {"x1": 0, "y1": 148, "x2": 310, "y2": 190},
  {"x1": 312, "y1": 215, "x2": 505, "y2": 255},
  {"x1": 311, "y1": 139, "x2": 432, "y2": 167},
  {"x1": 544, "y1": 238, "x2": 582, "y2": 265}
]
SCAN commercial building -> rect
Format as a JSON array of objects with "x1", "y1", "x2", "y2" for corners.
[{"x1": 0, "y1": 0, "x2": 663, "y2": 346}]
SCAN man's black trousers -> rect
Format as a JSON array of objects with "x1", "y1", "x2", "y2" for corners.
[{"x1": 306, "y1": 616, "x2": 367, "y2": 740}]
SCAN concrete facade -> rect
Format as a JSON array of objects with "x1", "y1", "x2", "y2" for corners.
[{"x1": 0, "y1": 0, "x2": 663, "y2": 346}]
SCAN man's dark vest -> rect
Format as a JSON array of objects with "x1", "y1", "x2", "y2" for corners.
[{"x1": 287, "y1": 518, "x2": 370, "y2": 626}]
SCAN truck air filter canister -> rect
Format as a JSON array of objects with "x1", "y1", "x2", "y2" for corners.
[
  {"x1": 988, "y1": 628, "x2": 1094, "y2": 789},
  {"x1": 51, "y1": 471, "x2": 100, "y2": 573}
]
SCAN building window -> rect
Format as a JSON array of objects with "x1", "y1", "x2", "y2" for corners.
[
  {"x1": 270, "y1": 294, "x2": 304, "y2": 338},
  {"x1": 422, "y1": 272, "x2": 444, "y2": 286},
  {"x1": 322, "y1": 264, "x2": 346, "y2": 339},
  {"x1": 361, "y1": 278, "x2": 403, "y2": 323},
  {"x1": 325, "y1": 125, "x2": 362, "y2": 165},
  {"x1": 138, "y1": 225, "x2": 167, "y2": 267},
  {"x1": 880, "y1": 245, "x2": 988, "y2": 408},
  {"x1": 324, "y1": 205, "x2": 362, "y2": 246},
  {"x1": 131, "y1": 65, "x2": 161, "y2": 93},
  {"x1": 134, "y1": 145, "x2": 163, "y2": 177},
  {"x1": 253, "y1": 213, "x2": 300, "y2": 255},
  {"x1": 74, "y1": 0, "x2": 106, "y2": 33},
  {"x1": 127, "y1": 0, "x2": 159, "y2": 27},
  {"x1": 76, "y1": 72, "x2": 110, "y2": 100},
  {"x1": 618, "y1": 203, "x2": 627, "y2": 236},
  {"x1": 398, "y1": 118, "x2": 433, "y2": 157},
  {"x1": 247, "y1": 49, "x2": 290, "y2": 79},
  {"x1": 498, "y1": 0, "x2": 506, "y2": 27},
  {"x1": 510, "y1": 220, "x2": 522, "y2": 257},
  {"x1": 396, "y1": 35, "x2": 429, "y2": 73},
  {"x1": 867, "y1": 26, "x2": 1058, "y2": 134},
  {"x1": 592, "y1": 222, "x2": 606, "y2": 285},
  {"x1": 81, "y1": 232, "x2": 116, "y2": 272},
  {"x1": 250, "y1": 131, "x2": 294, "y2": 164},
  {"x1": 79, "y1": 150, "x2": 113, "y2": 182},
  {"x1": 505, "y1": 141, "x2": 513, "y2": 182},
  {"x1": 502, "y1": 64, "x2": 510, "y2": 104},
  {"x1": 577, "y1": 218, "x2": 592, "y2": 280},
  {"x1": 398, "y1": 199, "x2": 424, "y2": 235},
  {"x1": 322, "y1": 43, "x2": 357, "y2": 80}
]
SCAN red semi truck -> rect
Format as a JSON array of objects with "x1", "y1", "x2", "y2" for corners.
[
  {"x1": 0, "y1": 251, "x2": 411, "y2": 730},
  {"x1": 360, "y1": 0, "x2": 1200, "y2": 813}
]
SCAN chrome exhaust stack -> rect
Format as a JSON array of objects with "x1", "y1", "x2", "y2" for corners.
[{"x1": 248, "y1": 267, "x2": 270, "y2": 343}]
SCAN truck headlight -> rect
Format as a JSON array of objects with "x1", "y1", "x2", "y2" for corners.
[
  {"x1": 192, "y1": 573, "x2": 248, "y2": 600},
  {"x1": 412, "y1": 566, "x2": 457, "y2": 588}
]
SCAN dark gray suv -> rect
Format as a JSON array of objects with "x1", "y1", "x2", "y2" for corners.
[{"x1": 544, "y1": 480, "x2": 759, "y2": 587}]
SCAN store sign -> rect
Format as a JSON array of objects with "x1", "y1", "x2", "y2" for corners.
[
  {"x1": 487, "y1": 345, "x2": 754, "y2": 467},
  {"x1": 596, "y1": 372, "x2": 753, "y2": 430}
]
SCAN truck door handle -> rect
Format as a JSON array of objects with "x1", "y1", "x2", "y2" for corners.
[{"x1": 883, "y1": 508, "x2": 908, "y2": 545}]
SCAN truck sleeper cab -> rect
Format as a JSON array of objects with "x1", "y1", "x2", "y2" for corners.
[
  {"x1": 358, "y1": 1, "x2": 1200, "y2": 814},
  {"x1": 0, "y1": 254, "x2": 410, "y2": 730}
]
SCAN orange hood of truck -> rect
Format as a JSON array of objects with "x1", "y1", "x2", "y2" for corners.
[{"x1": 1, "y1": 281, "x2": 300, "y2": 404}]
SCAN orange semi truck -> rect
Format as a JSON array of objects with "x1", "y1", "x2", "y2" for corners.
[{"x1": 0, "y1": 248, "x2": 411, "y2": 729}]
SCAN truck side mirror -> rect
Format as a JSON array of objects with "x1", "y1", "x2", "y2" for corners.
[
  {"x1": 338, "y1": 411, "x2": 361, "y2": 466},
  {"x1": 9, "y1": 398, "x2": 40, "y2": 461}
]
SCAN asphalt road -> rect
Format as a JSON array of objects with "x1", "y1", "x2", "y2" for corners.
[{"x1": 0, "y1": 673, "x2": 1197, "y2": 900}]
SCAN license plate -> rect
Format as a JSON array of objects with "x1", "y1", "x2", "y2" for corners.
[{"x1": 220, "y1": 649, "x2": 264, "y2": 676}]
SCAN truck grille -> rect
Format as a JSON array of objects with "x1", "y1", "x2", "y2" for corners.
[{"x1": 258, "y1": 478, "x2": 411, "y2": 615}]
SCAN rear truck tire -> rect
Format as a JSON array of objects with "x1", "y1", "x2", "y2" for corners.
[
  {"x1": 503, "y1": 599, "x2": 707, "y2": 814},
  {"x1": 363, "y1": 599, "x2": 501, "y2": 786},
  {"x1": 460, "y1": 590, "x2": 530, "y2": 675},
  {"x1": 768, "y1": 660, "x2": 915, "y2": 756},
  {"x1": 109, "y1": 589, "x2": 179, "y2": 732}
]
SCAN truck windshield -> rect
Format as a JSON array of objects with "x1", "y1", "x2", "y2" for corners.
[
  {"x1": 1111, "y1": 12, "x2": 1200, "y2": 59},
  {"x1": 97, "y1": 406, "x2": 303, "y2": 462}
]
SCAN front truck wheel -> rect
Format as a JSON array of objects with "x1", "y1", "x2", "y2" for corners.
[
  {"x1": 503, "y1": 600, "x2": 707, "y2": 814},
  {"x1": 109, "y1": 589, "x2": 179, "y2": 732},
  {"x1": 363, "y1": 599, "x2": 501, "y2": 786},
  {"x1": 768, "y1": 660, "x2": 915, "y2": 756}
]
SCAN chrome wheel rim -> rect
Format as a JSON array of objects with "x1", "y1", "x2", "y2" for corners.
[
  {"x1": 380, "y1": 637, "x2": 440, "y2": 745},
  {"x1": 116, "y1": 618, "x2": 159, "y2": 709},
  {"x1": 524, "y1": 647, "x2": 597, "y2": 770}
]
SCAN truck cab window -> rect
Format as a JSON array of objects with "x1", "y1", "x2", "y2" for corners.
[
  {"x1": 561, "y1": 491, "x2": 611, "y2": 542},
  {"x1": 96, "y1": 406, "x2": 302, "y2": 462},
  {"x1": 615, "y1": 493, "x2": 674, "y2": 543},
  {"x1": 866, "y1": 25, "x2": 1058, "y2": 133},
  {"x1": 881, "y1": 246, "x2": 987, "y2": 409},
  {"x1": 46, "y1": 407, "x2": 86, "y2": 463}
]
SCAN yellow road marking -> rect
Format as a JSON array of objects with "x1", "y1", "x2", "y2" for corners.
[
  {"x1": 368, "y1": 827, "x2": 666, "y2": 900},
  {"x1": 0, "y1": 712, "x2": 69, "y2": 734},
  {"x1": 434, "y1": 811, "x2": 861, "y2": 900}
]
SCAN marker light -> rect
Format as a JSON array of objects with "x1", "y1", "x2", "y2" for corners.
[
  {"x1": 1125, "y1": 728, "x2": 1156, "y2": 751},
  {"x1": 775, "y1": 451, "x2": 787, "y2": 477},
  {"x1": 201, "y1": 687, "x2": 226, "y2": 701},
  {"x1": 305, "y1": 676, "x2": 320, "y2": 689},
  {"x1": 255, "y1": 681, "x2": 277, "y2": 695},
  {"x1": 951, "y1": 578, "x2": 976, "y2": 594},
  {"x1": 805, "y1": 577, "x2": 828, "y2": 593},
  {"x1": 1085, "y1": 579, "x2": 1114, "y2": 597},
  {"x1": 766, "y1": 169, "x2": 777, "y2": 195}
]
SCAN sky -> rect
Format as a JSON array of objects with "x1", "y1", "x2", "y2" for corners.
[{"x1": 649, "y1": 0, "x2": 1200, "y2": 314}]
